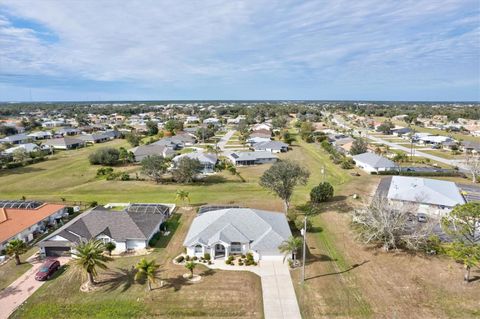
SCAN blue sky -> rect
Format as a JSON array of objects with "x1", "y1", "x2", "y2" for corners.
[{"x1": 0, "y1": 0, "x2": 479, "y2": 101}]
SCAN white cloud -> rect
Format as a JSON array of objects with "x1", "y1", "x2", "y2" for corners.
[{"x1": 0, "y1": 0, "x2": 478, "y2": 97}]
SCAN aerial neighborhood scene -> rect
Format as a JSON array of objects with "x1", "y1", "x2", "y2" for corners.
[{"x1": 0, "y1": 1, "x2": 479, "y2": 319}]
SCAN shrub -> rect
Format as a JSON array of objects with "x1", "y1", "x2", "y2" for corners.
[
  {"x1": 226, "y1": 259, "x2": 232, "y2": 265},
  {"x1": 238, "y1": 261, "x2": 244, "y2": 266},
  {"x1": 246, "y1": 253, "x2": 254, "y2": 261},
  {"x1": 96, "y1": 167, "x2": 114, "y2": 176},
  {"x1": 204, "y1": 253, "x2": 211, "y2": 260},
  {"x1": 89, "y1": 201, "x2": 98, "y2": 208},
  {"x1": 185, "y1": 255, "x2": 190, "y2": 261},
  {"x1": 310, "y1": 182, "x2": 334, "y2": 204},
  {"x1": 295, "y1": 216, "x2": 312, "y2": 232},
  {"x1": 89, "y1": 147, "x2": 120, "y2": 165},
  {"x1": 5, "y1": 162, "x2": 23, "y2": 169},
  {"x1": 341, "y1": 158, "x2": 354, "y2": 169},
  {"x1": 192, "y1": 256, "x2": 198, "y2": 261},
  {"x1": 208, "y1": 260, "x2": 212, "y2": 265},
  {"x1": 120, "y1": 173, "x2": 130, "y2": 181},
  {"x1": 176, "y1": 255, "x2": 185, "y2": 263}
]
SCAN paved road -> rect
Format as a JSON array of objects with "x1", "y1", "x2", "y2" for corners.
[
  {"x1": 367, "y1": 134, "x2": 469, "y2": 172},
  {"x1": 208, "y1": 259, "x2": 301, "y2": 319},
  {"x1": 0, "y1": 257, "x2": 69, "y2": 319},
  {"x1": 217, "y1": 129, "x2": 236, "y2": 151}
]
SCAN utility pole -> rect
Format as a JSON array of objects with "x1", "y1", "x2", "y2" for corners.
[{"x1": 301, "y1": 216, "x2": 307, "y2": 284}]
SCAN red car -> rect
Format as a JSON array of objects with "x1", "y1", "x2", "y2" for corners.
[{"x1": 35, "y1": 259, "x2": 60, "y2": 281}]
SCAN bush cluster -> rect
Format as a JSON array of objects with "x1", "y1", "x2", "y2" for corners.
[{"x1": 89, "y1": 147, "x2": 120, "y2": 165}]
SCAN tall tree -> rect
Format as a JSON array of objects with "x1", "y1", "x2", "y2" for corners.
[
  {"x1": 172, "y1": 157, "x2": 202, "y2": 183},
  {"x1": 141, "y1": 155, "x2": 169, "y2": 183},
  {"x1": 259, "y1": 160, "x2": 310, "y2": 212},
  {"x1": 135, "y1": 258, "x2": 160, "y2": 291},
  {"x1": 465, "y1": 153, "x2": 480, "y2": 183},
  {"x1": 72, "y1": 239, "x2": 112, "y2": 286},
  {"x1": 350, "y1": 138, "x2": 368, "y2": 155},
  {"x1": 441, "y1": 202, "x2": 480, "y2": 282},
  {"x1": 278, "y1": 236, "x2": 303, "y2": 261},
  {"x1": 146, "y1": 121, "x2": 159, "y2": 136},
  {"x1": 5, "y1": 239, "x2": 28, "y2": 265}
]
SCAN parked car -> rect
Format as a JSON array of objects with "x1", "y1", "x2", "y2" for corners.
[
  {"x1": 35, "y1": 259, "x2": 60, "y2": 281},
  {"x1": 417, "y1": 213, "x2": 428, "y2": 223}
]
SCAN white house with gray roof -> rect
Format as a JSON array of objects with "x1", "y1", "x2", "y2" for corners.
[
  {"x1": 183, "y1": 208, "x2": 292, "y2": 261},
  {"x1": 352, "y1": 152, "x2": 396, "y2": 174},
  {"x1": 385, "y1": 176, "x2": 466, "y2": 217},
  {"x1": 252, "y1": 141, "x2": 289, "y2": 153},
  {"x1": 227, "y1": 150, "x2": 278, "y2": 166},
  {"x1": 39, "y1": 203, "x2": 174, "y2": 257}
]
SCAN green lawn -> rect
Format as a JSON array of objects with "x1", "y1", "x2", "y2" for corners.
[{"x1": 0, "y1": 247, "x2": 38, "y2": 291}]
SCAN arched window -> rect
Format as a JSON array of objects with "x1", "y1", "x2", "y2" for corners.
[{"x1": 194, "y1": 245, "x2": 202, "y2": 253}]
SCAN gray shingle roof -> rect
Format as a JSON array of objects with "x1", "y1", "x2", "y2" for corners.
[
  {"x1": 173, "y1": 152, "x2": 217, "y2": 164},
  {"x1": 353, "y1": 152, "x2": 396, "y2": 169},
  {"x1": 42, "y1": 206, "x2": 168, "y2": 244},
  {"x1": 183, "y1": 208, "x2": 291, "y2": 255},
  {"x1": 252, "y1": 141, "x2": 288, "y2": 151},
  {"x1": 230, "y1": 151, "x2": 277, "y2": 161}
]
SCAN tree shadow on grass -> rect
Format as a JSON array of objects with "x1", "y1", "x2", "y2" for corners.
[
  {"x1": 99, "y1": 266, "x2": 142, "y2": 292},
  {"x1": 161, "y1": 274, "x2": 193, "y2": 292},
  {"x1": 305, "y1": 260, "x2": 370, "y2": 281},
  {"x1": 0, "y1": 166, "x2": 45, "y2": 177}
]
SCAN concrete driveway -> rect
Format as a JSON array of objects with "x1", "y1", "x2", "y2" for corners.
[
  {"x1": 0, "y1": 256, "x2": 69, "y2": 319},
  {"x1": 207, "y1": 259, "x2": 301, "y2": 319}
]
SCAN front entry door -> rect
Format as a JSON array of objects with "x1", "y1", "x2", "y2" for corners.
[{"x1": 215, "y1": 244, "x2": 225, "y2": 257}]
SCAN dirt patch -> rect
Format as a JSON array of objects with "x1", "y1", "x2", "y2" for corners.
[{"x1": 296, "y1": 175, "x2": 480, "y2": 318}]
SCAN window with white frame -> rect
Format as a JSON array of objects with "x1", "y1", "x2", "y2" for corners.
[{"x1": 194, "y1": 244, "x2": 202, "y2": 253}]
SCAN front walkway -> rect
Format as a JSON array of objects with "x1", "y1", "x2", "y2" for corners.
[
  {"x1": 207, "y1": 260, "x2": 301, "y2": 319},
  {"x1": 0, "y1": 256, "x2": 70, "y2": 319}
]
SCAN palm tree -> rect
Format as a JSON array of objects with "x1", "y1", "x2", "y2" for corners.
[
  {"x1": 226, "y1": 163, "x2": 245, "y2": 182},
  {"x1": 72, "y1": 239, "x2": 112, "y2": 286},
  {"x1": 278, "y1": 236, "x2": 303, "y2": 262},
  {"x1": 175, "y1": 189, "x2": 190, "y2": 207},
  {"x1": 6, "y1": 239, "x2": 28, "y2": 265},
  {"x1": 134, "y1": 258, "x2": 160, "y2": 291},
  {"x1": 185, "y1": 261, "x2": 196, "y2": 278}
]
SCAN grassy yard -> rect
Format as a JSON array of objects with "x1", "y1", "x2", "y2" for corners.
[
  {"x1": 11, "y1": 209, "x2": 264, "y2": 319},
  {"x1": 0, "y1": 247, "x2": 38, "y2": 291}
]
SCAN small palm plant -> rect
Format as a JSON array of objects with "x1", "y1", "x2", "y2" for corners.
[
  {"x1": 278, "y1": 236, "x2": 303, "y2": 262},
  {"x1": 104, "y1": 242, "x2": 116, "y2": 256},
  {"x1": 72, "y1": 239, "x2": 112, "y2": 286},
  {"x1": 135, "y1": 258, "x2": 160, "y2": 291},
  {"x1": 185, "y1": 261, "x2": 197, "y2": 278},
  {"x1": 6, "y1": 239, "x2": 28, "y2": 265},
  {"x1": 175, "y1": 189, "x2": 190, "y2": 207}
]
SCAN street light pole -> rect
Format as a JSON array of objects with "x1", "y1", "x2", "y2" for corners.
[{"x1": 301, "y1": 216, "x2": 307, "y2": 284}]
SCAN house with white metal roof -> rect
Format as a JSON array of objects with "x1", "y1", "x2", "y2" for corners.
[
  {"x1": 386, "y1": 176, "x2": 466, "y2": 217},
  {"x1": 183, "y1": 208, "x2": 292, "y2": 261},
  {"x1": 352, "y1": 152, "x2": 396, "y2": 174}
]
